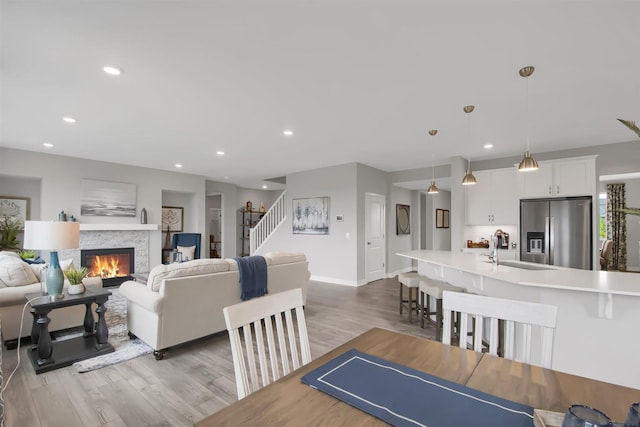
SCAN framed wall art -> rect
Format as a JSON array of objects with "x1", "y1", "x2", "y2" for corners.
[
  {"x1": 292, "y1": 197, "x2": 329, "y2": 235},
  {"x1": 81, "y1": 179, "x2": 137, "y2": 217},
  {"x1": 396, "y1": 204, "x2": 410, "y2": 235},
  {"x1": 436, "y1": 208, "x2": 450, "y2": 229},
  {"x1": 0, "y1": 196, "x2": 30, "y2": 226},
  {"x1": 162, "y1": 206, "x2": 184, "y2": 232}
]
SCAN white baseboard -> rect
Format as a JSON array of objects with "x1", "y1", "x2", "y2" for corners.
[
  {"x1": 627, "y1": 266, "x2": 640, "y2": 272},
  {"x1": 310, "y1": 275, "x2": 363, "y2": 287}
]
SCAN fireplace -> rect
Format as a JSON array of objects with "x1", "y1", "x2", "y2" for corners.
[{"x1": 81, "y1": 247, "x2": 134, "y2": 287}]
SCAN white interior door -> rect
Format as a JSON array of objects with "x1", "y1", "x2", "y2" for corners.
[{"x1": 365, "y1": 193, "x2": 386, "y2": 283}]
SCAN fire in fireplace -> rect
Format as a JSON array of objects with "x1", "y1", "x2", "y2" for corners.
[{"x1": 81, "y1": 247, "x2": 134, "y2": 287}]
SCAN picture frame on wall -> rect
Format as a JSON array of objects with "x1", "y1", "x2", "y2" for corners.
[
  {"x1": 80, "y1": 179, "x2": 137, "y2": 217},
  {"x1": 396, "y1": 204, "x2": 410, "y2": 235},
  {"x1": 162, "y1": 206, "x2": 184, "y2": 232},
  {"x1": 292, "y1": 197, "x2": 329, "y2": 235},
  {"x1": 436, "y1": 208, "x2": 450, "y2": 229},
  {"x1": 0, "y1": 196, "x2": 30, "y2": 226},
  {"x1": 436, "y1": 208, "x2": 444, "y2": 228}
]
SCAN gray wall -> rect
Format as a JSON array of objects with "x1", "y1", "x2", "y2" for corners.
[
  {"x1": 1, "y1": 148, "x2": 207, "y2": 266},
  {"x1": 388, "y1": 185, "x2": 413, "y2": 276},
  {"x1": 356, "y1": 164, "x2": 389, "y2": 282},
  {"x1": 206, "y1": 180, "x2": 238, "y2": 260},
  {"x1": 255, "y1": 163, "x2": 359, "y2": 285}
]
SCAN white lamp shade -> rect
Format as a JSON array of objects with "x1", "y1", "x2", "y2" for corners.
[{"x1": 23, "y1": 221, "x2": 80, "y2": 250}]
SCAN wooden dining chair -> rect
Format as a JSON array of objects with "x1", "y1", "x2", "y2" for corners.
[
  {"x1": 223, "y1": 288, "x2": 311, "y2": 399},
  {"x1": 441, "y1": 291, "x2": 558, "y2": 368}
]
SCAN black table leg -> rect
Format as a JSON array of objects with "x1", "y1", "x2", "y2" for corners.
[
  {"x1": 83, "y1": 302, "x2": 95, "y2": 337},
  {"x1": 95, "y1": 301, "x2": 109, "y2": 349},
  {"x1": 36, "y1": 311, "x2": 54, "y2": 366},
  {"x1": 30, "y1": 307, "x2": 40, "y2": 351}
]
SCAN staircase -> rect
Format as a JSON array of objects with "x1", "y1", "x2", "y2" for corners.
[{"x1": 250, "y1": 190, "x2": 287, "y2": 254}]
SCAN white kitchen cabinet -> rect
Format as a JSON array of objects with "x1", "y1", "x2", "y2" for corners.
[
  {"x1": 465, "y1": 168, "x2": 518, "y2": 225},
  {"x1": 519, "y1": 157, "x2": 596, "y2": 198}
]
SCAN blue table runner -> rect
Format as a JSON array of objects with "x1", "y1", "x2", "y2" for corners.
[{"x1": 301, "y1": 349, "x2": 534, "y2": 427}]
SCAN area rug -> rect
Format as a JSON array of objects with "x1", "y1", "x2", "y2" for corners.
[{"x1": 55, "y1": 288, "x2": 153, "y2": 373}]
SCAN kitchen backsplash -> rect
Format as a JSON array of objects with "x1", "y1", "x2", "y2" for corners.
[{"x1": 464, "y1": 225, "x2": 518, "y2": 248}]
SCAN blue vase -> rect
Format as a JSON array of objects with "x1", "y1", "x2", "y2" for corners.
[{"x1": 46, "y1": 251, "x2": 65, "y2": 299}]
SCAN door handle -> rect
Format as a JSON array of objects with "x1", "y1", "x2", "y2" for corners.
[{"x1": 367, "y1": 242, "x2": 371, "y2": 245}]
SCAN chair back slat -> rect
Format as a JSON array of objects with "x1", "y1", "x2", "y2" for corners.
[
  {"x1": 488, "y1": 317, "x2": 499, "y2": 356},
  {"x1": 295, "y1": 306, "x2": 312, "y2": 363},
  {"x1": 442, "y1": 291, "x2": 558, "y2": 368},
  {"x1": 504, "y1": 320, "x2": 516, "y2": 360},
  {"x1": 274, "y1": 313, "x2": 290, "y2": 375},
  {"x1": 284, "y1": 309, "x2": 300, "y2": 371},
  {"x1": 473, "y1": 315, "x2": 484, "y2": 353},
  {"x1": 224, "y1": 288, "x2": 311, "y2": 399},
  {"x1": 263, "y1": 315, "x2": 280, "y2": 380},
  {"x1": 521, "y1": 324, "x2": 532, "y2": 365},
  {"x1": 253, "y1": 320, "x2": 269, "y2": 387},
  {"x1": 242, "y1": 326, "x2": 258, "y2": 393}
]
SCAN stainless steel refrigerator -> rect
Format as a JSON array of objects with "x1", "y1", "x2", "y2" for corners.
[{"x1": 520, "y1": 197, "x2": 592, "y2": 270}]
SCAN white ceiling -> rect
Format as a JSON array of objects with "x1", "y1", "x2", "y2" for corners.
[{"x1": 1, "y1": 1, "x2": 639, "y2": 190}]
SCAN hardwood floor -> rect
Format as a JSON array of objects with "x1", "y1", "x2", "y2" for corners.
[{"x1": 1, "y1": 277, "x2": 435, "y2": 426}]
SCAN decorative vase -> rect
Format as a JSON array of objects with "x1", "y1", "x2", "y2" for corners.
[
  {"x1": 46, "y1": 251, "x2": 65, "y2": 299},
  {"x1": 68, "y1": 283, "x2": 86, "y2": 295},
  {"x1": 140, "y1": 208, "x2": 147, "y2": 224},
  {"x1": 164, "y1": 225, "x2": 172, "y2": 249}
]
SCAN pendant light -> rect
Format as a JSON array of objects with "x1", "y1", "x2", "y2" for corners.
[
  {"x1": 518, "y1": 66, "x2": 539, "y2": 171},
  {"x1": 427, "y1": 130, "x2": 439, "y2": 194},
  {"x1": 461, "y1": 105, "x2": 477, "y2": 185}
]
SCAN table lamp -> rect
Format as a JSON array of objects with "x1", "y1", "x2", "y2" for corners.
[{"x1": 23, "y1": 220, "x2": 80, "y2": 299}]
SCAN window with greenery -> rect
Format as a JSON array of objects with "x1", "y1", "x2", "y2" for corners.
[{"x1": 599, "y1": 193, "x2": 607, "y2": 239}]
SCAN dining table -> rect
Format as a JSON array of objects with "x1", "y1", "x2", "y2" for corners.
[{"x1": 195, "y1": 327, "x2": 640, "y2": 426}]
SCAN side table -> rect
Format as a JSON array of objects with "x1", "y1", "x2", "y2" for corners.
[{"x1": 25, "y1": 285, "x2": 115, "y2": 374}]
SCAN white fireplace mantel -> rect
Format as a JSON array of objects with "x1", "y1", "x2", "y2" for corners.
[{"x1": 79, "y1": 223, "x2": 159, "y2": 231}]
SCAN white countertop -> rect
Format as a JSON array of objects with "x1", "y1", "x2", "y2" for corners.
[{"x1": 397, "y1": 250, "x2": 640, "y2": 297}]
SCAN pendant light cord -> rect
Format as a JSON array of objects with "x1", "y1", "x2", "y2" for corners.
[{"x1": 525, "y1": 76, "x2": 530, "y2": 152}]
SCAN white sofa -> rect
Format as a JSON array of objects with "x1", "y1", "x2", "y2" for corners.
[
  {"x1": 119, "y1": 252, "x2": 310, "y2": 359},
  {"x1": 0, "y1": 251, "x2": 103, "y2": 349}
]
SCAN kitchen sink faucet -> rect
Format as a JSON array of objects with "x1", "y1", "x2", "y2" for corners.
[{"x1": 488, "y1": 234, "x2": 499, "y2": 266}]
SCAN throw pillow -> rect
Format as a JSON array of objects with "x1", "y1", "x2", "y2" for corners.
[
  {"x1": 0, "y1": 259, "x2": 39, "y2": 287},
  {"x1": 177, "y1": 245, "x2": 196, "y2": 261}
]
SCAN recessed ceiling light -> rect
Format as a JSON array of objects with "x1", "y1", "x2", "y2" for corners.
[
  {"x1": 175, "y1": 163, "x2": 183, "y2": 168},
  {"x1": 224, "y1": 176, "x2": 229, "y2": 179},
  {"x1": 62, "y1": 116, "x2": 76, "y2": 123},
  {"x1": 483, "y1": 143, "x2": 494, "y2": 149},
  {"x1": 283, "y1": 129, "x2": 293, "y2": 137},
  {"x1": 262, "y1": 185, "x2": 268, "y2": 189},
  {"x1": 216, "y1": 150, "x2": 225, "y2": 156},
  {"x1": 103, "y1": 66, "x2": 122, "y2": 76},
  {"x1": 43, "y1": 142, "x2": 54, "y2": 148}
]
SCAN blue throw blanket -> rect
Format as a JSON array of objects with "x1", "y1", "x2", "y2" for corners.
[{"x1": 233, "y1": 256, "x2": 268, "y2": 301}]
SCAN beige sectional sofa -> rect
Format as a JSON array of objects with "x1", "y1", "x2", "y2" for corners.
[
  {"x1": 119, "y1": 252, "x2": 310, "y2": 359},
  {"x1": 0, "y1": 251, "x2": 103, "y2": 349}
]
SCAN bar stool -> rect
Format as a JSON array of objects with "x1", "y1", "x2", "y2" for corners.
[
  {"x1": 419, "y1": 278, "x2": 465, "y2": 341},
  {"x1": 398, "y1": 272, "x2": 421, "y2": 323}
]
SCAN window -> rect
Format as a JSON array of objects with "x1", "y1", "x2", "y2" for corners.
[{"x1": 599, "y1": 192, "x2": 607, "y2": 239}]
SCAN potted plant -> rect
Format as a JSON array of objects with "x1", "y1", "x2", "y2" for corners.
[
  {"x1": 18, "y1": 249, "x2": 37, "y2": 260},
  {"x1": 0, "y1": 215, "x2": 23, "y2": 251},
  {"x1": 65, "y1": 267, "x2": 89, "y2": 295}
]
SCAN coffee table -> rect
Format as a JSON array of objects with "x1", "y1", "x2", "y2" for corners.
[{"x1": 25, "y1": 285, "x2": 115, "y2": 374}]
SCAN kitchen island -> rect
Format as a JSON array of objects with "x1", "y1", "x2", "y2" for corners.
[{"x1": 397, "y1": 250, "x2": 640, "y2": 389}]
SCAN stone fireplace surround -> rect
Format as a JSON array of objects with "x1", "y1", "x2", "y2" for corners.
[{"x1": 58, "y1": 224, "x2": 157, "y2": 275}]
